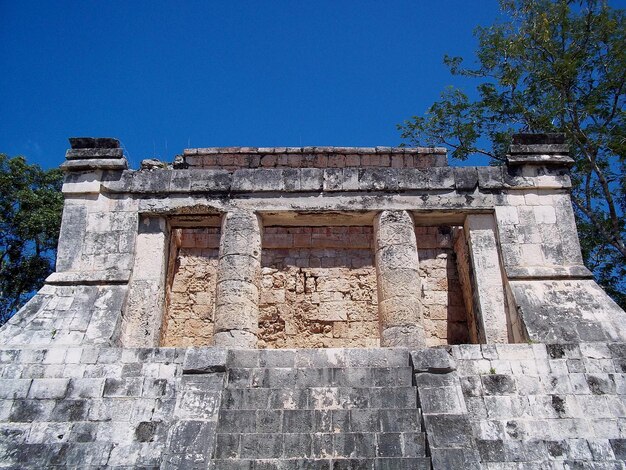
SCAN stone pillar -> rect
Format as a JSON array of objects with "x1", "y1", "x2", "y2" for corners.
[
  {"x1": 120, "y1": 217, "x2": 169, "y2": 347},
  {"x1": 213, "y1": 211, "x2": 262, "y2": 348},
  {"x1": 374, "y1": 210, "x2": 426, "y2": 347},
  {"x1": 463, "y1": 214, "x2": 509, "y2": 343}
]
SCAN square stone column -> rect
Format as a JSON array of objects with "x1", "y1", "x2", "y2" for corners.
[
  {"x1": 213, "y1": 211, "x2": 262, "y2": 348},
  {"x1": 463, "y1": 214, "x2": 509, "y2": 343},
  {"x1": 120, "y1": 217, "x2": 169, "y2": 347},
  {"x1": 374, "y1": 210, "x2": 426, "y2": 347}
]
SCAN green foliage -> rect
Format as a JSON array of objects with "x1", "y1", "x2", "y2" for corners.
[
  {"x1": 0, "y1": 154, "x2": 64, "y2": 325},
  {"x1": 399, "y1": 0, "x2": 626, "y2": 308}
]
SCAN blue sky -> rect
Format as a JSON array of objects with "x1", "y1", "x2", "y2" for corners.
[{"x1": 0, "y1": 1, "x2": 553, "y2": 169}]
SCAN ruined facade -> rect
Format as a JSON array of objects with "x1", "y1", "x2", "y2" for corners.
[{"x1": 1, "y1": 135, "x2": 626, "y2": 468}]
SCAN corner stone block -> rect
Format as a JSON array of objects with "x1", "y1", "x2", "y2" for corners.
[
  {"x1": 119, "y1": 216, "x2": 169, "y2": 347},
  {"x1": 55, "y1": 205, "x2": 88, "y2": 272},
  {"x1": 464, "y1": 214, "x2": 509, "y2": 344},
  {"x1": 183, "y1": 348, "x2": 227, "y2": 374},
  {"x1": 410, "y1": 348, "x2": 457, "y2": 374}
]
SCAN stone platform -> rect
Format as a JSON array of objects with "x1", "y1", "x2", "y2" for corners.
[{"x1": 2, "y1": 344, "x2": 626, "y2": 468}]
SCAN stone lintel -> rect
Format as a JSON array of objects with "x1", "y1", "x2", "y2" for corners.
[
  {"x1": 69, "y1": 137, "x2": 120, "y2": 149},
  {"x1": 506, "y1": 153, "x2": 574, "y2": 167},
  {"x1": 505, "y1": 264, "x2": 593, "y2": 280},
  {"x1": 61, "y1": 158, "x2": 128, "y2": 172},
  {"x1": 509, "y1": 144, "x2": 570, "y2": 154},
  {"x1": 46, "y1": 270, "x2": 132, "y2": 284},
  {"x1": 512, "y1": 133, "x2": 565, "y2": 145},
  {"x1": 507, "y1": 133, "x2": 572, "y2": 167},
  {"x1": 66, "y1": 148, "x2": 124, "y2": 160}
]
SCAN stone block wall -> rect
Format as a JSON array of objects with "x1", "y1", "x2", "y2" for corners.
[
  {"x1": 450, "y1": 342, "x2": 626, "y2": 467},
  {"x1": 5, "y1": 134, "x2": 626, "y2": 351},
  {"x1": 416, "y1": 226, "x2": 469, "y2": 347},
  {"x1": 0, "y1": 346, "x2": 186, "y2": 468},
  {"x1": 181, "y1": 146, "x2": 448, "y2": 170},
  {"x1": 259, "y1": 227, "x2": 379, "y2": 348},
  {"x1": 161, "y1": 227, "x2": 221, "y2": 347},
  {"x1": 158, "y1": 222, "x2": 470, "y2": 349}
]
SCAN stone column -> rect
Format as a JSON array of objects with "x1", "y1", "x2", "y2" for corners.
[
  {"x1": 213, "y1": 211, "x2": 262, "y2": 348},
  {"x1": 374, "y1": 210, "x2": 426, "y2": 347},
  {"x1": 463, "y1": 214, "x2": 509, "y2": 343}
]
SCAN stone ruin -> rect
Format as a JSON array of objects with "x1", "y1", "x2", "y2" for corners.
[{"x1": 1, "y1": 134, "x2": 626, "y2": 468}]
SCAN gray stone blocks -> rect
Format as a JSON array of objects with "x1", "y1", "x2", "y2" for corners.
[
  {"x1": 183, "y1": 347, "x2": 228, "y2": 374},
  {"x1": 207, "y1": 348, "x2": 428, "y2": 468}
]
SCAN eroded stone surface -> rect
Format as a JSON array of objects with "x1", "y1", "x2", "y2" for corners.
[
  {"x1": 258, "y1": 226, "x2": 378, "y2": 349},
  {"x1": 161, "y1": 227, "x2": 221, "y2": 347},
  {"x1": 1, "y1": 136, "x2": 626, "y2": 468}
]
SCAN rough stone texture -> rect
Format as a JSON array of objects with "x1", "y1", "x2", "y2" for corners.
[
  {"x1": 375, "y1": 211, "x2": 426, "y2": 348},
  {"x1": 182, "y1": 146, "x2": 448, "y2": 171},
  {"x1": 463, "y1": 215, "x2": 509, "y2": 344},
  {"x1": 416, "y1": 226, "x2": 469, "y2": 347},
  {"x1": 2, "y1": 136, "x2": 626, "y2": 467},
  {"x1": 509, "y1": 280, "x2": 626, "y2": 343},
  {"x1": 213, "y1": 211, "x2": 262, "y2": 348},
  {"x1": 259, "y1": 226, "x2": 379, "y2": 349},
  {"x1": 161, "y1": 227, "x2": 221, "y2": 347},
  {"x1": 119, "y1": 217, "x2": 169, "y2": 348},
  {"x1": 0, "y1": 285, "x2": 127, "y2": 348},
  {"x1": 0, "y1": 346, "x2": 186, "y2": 469},
  {"x1": 211, "y1": 348, "x2": 429, "y2": 469},
  {"x1": 451, "y1": 342, "x2": 626, "y2": 468}
]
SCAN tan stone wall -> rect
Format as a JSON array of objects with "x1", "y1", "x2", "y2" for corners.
[
  {"x1": 453, "y1": 227, "x2": 479, "y2": 343},
  {"x1": 259, "y1": 227, "x2": 379, "y2": 348},
  {"x1": 160, "y1": 223, "x2": 470, "y2": 348},
  {"x1": 160, "y1": 227, "x2": 220, "y2": 347},
  {"x1": 416, "y1": 226, "x2": 470, "y2": 346}
]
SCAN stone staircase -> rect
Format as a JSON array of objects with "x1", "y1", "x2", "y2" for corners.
[{"x1": 210, "y1": 348, "x2": 431, "y2": 469}]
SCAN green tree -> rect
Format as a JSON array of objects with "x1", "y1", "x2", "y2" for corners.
[
  {"x1": 399, "y1": 0, "x2": 626, "y2": 308},
  {"x1": 0, "y1": 154, "x2": 64, "y2": 325}
]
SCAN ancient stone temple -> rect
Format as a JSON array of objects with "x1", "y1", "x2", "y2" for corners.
[{"x1": 1, "y1": 134, "x2": 626, "y2": 468}]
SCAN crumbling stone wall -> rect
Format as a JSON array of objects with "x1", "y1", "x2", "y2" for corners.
[
  {"x1": 161, "y1": 227, "x2": 220, "y2": 347},
  {"x1": 416, "y1": 226, "x2": 469, "y2": 346},
  {"x1": 259, "y1": 226, "x2": 379, "y2": 348},
  {"x1": 182, "y1": 146, "x2": 447, "y2": 170}
]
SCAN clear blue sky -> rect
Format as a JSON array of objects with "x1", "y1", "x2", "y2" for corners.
[{"x1": 0, "y1": 1, "x2": 531, "y2": 170}]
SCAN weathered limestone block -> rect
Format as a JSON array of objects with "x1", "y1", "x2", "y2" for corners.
[
  {"x1": 258, "y1": 228, "x2": 379, "y2": 349},
  {"x1": 374, "y1": 210, "x2": 425, "y2": 347},
  {"x1": 213, "y1": 211, "x2": 262, "y2": 348},
  {"x1": 55, "y1": 204, "x2": 88, "y2": 272},
  {"x1": 508, "y1": 279, "x2": 626, "y2": 343},
  {"x1": 120, "y1": 217, "x2": 169, "y2": 347},
  {"x1": 464, "y1": 215, "x2": 509, "y2": 344}
]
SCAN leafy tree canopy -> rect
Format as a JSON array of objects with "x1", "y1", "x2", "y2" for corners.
[
  {"x1": 399, "y1": 0, "x2": 626, "y2": 308},
  {"x1": 0, "y1": 154, "x2": 64, "y2": 325}
]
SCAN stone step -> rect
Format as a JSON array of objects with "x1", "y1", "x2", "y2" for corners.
[
  {"x1": 217, "y1": 409, "x2": 423, "y2": 433},
  {"x1": 227, "y1": 348, "x2": 410, "y2": 369},
  {"x1": 222, "y1": 387, "x2": 417, "y2": 410},
  {"x1": 214, "y1": 431, "x2": 427, "y2": 460},
  {"x1": 227, "y1": 367, "x2": 414, "y2": 388},
  {"x1": 209, "y1": 457, "x2": 432, "y2": 470}
]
